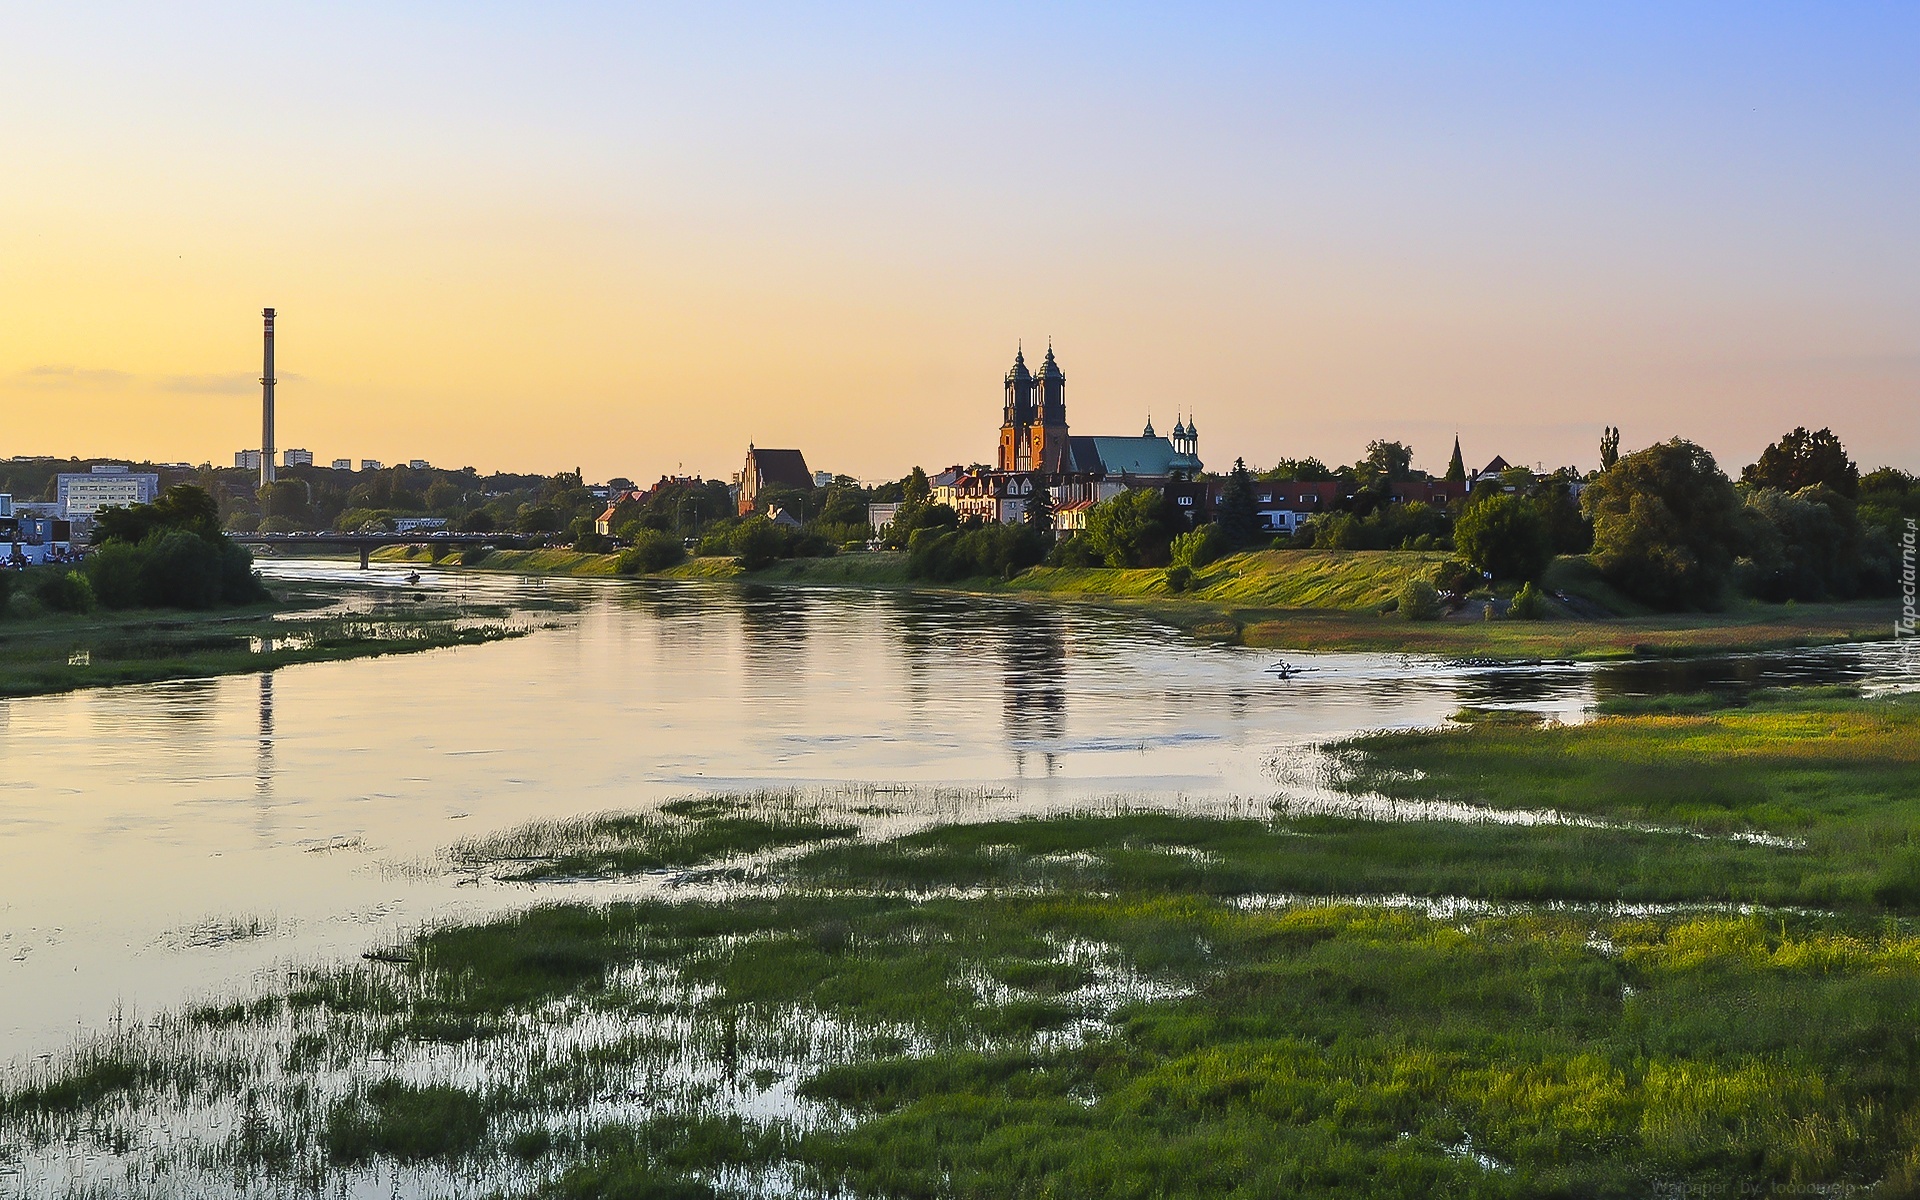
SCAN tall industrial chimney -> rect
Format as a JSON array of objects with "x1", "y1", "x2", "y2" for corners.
[{"x1": 260, "y1": 308, "x2": 277, "y2": 487}]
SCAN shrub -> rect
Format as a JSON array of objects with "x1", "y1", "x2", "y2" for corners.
[
  {"x1": 907, "y1": 523, "x2": 1046, "y2": 582},
  {"x1": 137, "y1": 528, "x2": 226, "y2": 608},
  {"x1": 572, "y1": 530, "x2": 612, "y2": 555},
  {"x1": 36, "y1": 569, "x2": 96, "y2": 613},
  {"x1": 1397, "y1": 579, "x2": 1442, "y2": 621},
  {"x1": 617, "y1": 529, "x2": 687, "y2": 575},
  {"x1": 0, "y1": 569, "x2": 12, "y2": 617},
  {"x1": 1429, "y1": 559, "x2": 1479, "y2": 596},
  {"x1": 1047, "y1": 534, "x2": 1101, "y2": 568},
  {"x1": 1170, "y1": 523, "x2": 1230, "y2": 569},
  {"x1": 84, "y1": 543, "x2": 144, "y2": 609},
  {"x1": 1508, "y1": 580, "x2": 1549, "y2": 619},
  {"x1": 730, "y1": 517, "x2": 785, "y2": 570},
  {"x1": 1165, "y1": 564, "x2": 1194, "y2": 593}
]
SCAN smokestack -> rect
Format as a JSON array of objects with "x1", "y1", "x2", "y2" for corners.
[{"x1": 260, "y1": 308, "x2": 277, "y2": 487}]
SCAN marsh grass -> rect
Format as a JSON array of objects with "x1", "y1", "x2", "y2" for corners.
[
  {"x1": 451, "y1": 793, "x2": 859, "y2": 881},
  {"x1": 9, "y1": 693, "x2": 1920, "y2": 1196}
]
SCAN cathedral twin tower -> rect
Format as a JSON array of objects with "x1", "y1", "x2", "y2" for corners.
[
  {"x1": 995, "y1": 343, "x2": 1199, "y2": 477},
  {"x1": 997, "y1": 344, "x2": 1070, "y2": 474}
]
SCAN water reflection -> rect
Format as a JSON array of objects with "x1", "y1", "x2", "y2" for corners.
[
  {"x1": 0, "y1": 559, "x2": 1910, "y2": 1069},
  {"x1": 1003, "y1": 608, "x2": 1067, "y2": 777},
  {"x1": 1455, "y1": 664, "x2": 1590, "y2": 709},
  {"x1": 1591, "y1": 646, "x2": 1882, "y2": 702},
  {"x1": 255, "y1": 672, "x2": 275, "y2": 806}
]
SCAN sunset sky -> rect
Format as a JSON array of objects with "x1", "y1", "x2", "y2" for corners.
[{"x1": 3, "y1": 3, "x2": 1915, "y2": 483}]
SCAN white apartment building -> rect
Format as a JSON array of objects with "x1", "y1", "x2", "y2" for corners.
[
  {"x1": 283, "y1": 448, "x2": 314, "y2": 467},
  {"x1": 57, "y1": 465, "x2": 160, "y2": 518}
]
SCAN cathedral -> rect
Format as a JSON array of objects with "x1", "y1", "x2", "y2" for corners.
[
  {"x1": 954, "y1": 342, "x2": 1204, "y2": 528},
  {"x1": 994, "y1": 342, "x2": 1201, "y2": 480}
]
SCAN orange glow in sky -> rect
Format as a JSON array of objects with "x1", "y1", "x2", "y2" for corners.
[{"x1": 3, "y1": 5, "x2": 1915, "y2": 482}]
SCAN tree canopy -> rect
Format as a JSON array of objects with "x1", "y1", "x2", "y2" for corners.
[
  {"x1": 1742, "y1": 427, "x2": 1858, "y2": 498},
  {"x1": 1582, "y1": 439, "x2": 1745, "y2": 610}
]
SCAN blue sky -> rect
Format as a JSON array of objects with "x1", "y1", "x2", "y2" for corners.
[{"x1": 2, "y1": 2, "x2": 1915, "y2": 478}]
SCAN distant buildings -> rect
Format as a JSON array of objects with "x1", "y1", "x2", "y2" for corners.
[
  {"x1": 57, "y1": 465, "x2": 160, "y2": 528},
  {"x1": 283, "y1": 448, "x2": 314, "y2": 468},
  {"x1": 331, "y1": 458, "x2": 353, "y2": 471},
  {"x1": 409, "y1": 459, "x2": 430, "y2": 470},
  {"x1": 361, "y1": 459, "x2": 383, "y2": 472},
  {"x1": 234, "y1": 449, "x2": 263, "y2": 470},
  {"x1": 737, "y1": 446, "x2": 814, "y2": 516}
]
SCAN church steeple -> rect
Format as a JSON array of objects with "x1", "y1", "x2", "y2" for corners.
[{"x1": 1001, "y1": 339, "x2": 1070, "y2": 473}]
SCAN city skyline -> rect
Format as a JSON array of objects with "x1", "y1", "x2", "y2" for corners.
[{"x1": 3, "y1": 4, "x2": 1916, "y2": 481}]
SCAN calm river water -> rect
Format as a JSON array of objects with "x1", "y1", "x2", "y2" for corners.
[{"x1": 1, "y1": 561, "x2": 1911, "y2": 1066}]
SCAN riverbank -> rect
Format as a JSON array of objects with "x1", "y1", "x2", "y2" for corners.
[
  {"x1": 0, "y1": 572, "x2": 542, "y2": 698},
  {"x1": 377, "y1": 543, "x2": 1898, "y2": 661},
  {"x1": 8, "y1": 688, "x2": 1917, "y2": 1196}
]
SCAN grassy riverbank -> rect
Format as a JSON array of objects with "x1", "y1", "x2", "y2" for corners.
[
  {"x1": 8, "y1": 690, "x2": 1920, "y2": 1196},
  {"x1": 0, "y1": 573, "x2": 542, "y2": 698},
  {"x1": 379, "y1": 543, "x2": 1897, "y2": 661}
]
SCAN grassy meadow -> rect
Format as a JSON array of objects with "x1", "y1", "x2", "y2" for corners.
[{"x1": 7, "y1": 689, "x2": 1920, "y2": 1196}]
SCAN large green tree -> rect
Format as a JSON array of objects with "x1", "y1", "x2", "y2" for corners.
[
  {"x1": 1582, "y1": 439, "x2": 1746, "y2": 610},
  {"x1": 1452, "y1": 494, "x2": 1552, "y2": 582},
  {"x1": 1083, "y1": 489, "x2": 1181, "y2": 568},
  {"x1": 1742, "y1": 427, "x2": 1858, "y2": 497}
]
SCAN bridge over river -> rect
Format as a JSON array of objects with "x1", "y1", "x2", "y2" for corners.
[{"x1": 232, "y1": 531, "x2": 536, "y2": 568}]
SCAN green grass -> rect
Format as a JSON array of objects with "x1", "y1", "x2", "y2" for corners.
[
  {"x1": 452, "y1": 795, "x2": 857, "y2": 881},
  {"x1": 324, "y1": 1080, "x2": 487, "y2": 1163}
]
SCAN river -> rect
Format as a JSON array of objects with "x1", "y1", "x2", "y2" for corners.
[{"x1": 1, "y1": 560, "x2": 1910, "y2": 1067}]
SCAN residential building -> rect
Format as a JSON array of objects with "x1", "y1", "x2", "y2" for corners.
[
  {"x1": 8, "y1": 505, "x2": 73, "y2": 564},
  {"x1": 928, "y1": 466, "x2": 965, "y2": 507},
  {"x1": 737, "y1": 446, "x2": 813, "y2": 516},
  {"x1": 331, "y1": 458, "x2": 353, "y2": 471},
  {"x1": 283, "y1": 448, "x2": 314, "y2": 468},
  {"x1": 58, "y1": 465, "x2": 160, "y2": 520},
  {"x1": 361, "y1": 459, "x2": 383, "y2": 472},
  {"x1": 1475, "y1": 456, "x2": 1514, "y2": 486},
  {"x1": 867, "y1": 502, "x2": 902, "y2": 533},
  {"x1": 812, "y1": 470, "x2": 834, "y2": 488},
  {"x1": 234, "y1": 450, "x2": 263, "y2": 470},
  {"x1": 953, "y1": 471, "x2": 1039, "y2": 525},
  {"x1": 1203, "y1": 479, "x2": 1343, "y2": 536},
  {"x1": 1389, "y1": 479, "x2": 1467, "y2": 506},
  {"x1": 409, "y1": 459, "x2": 430, "y2": 470}
]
